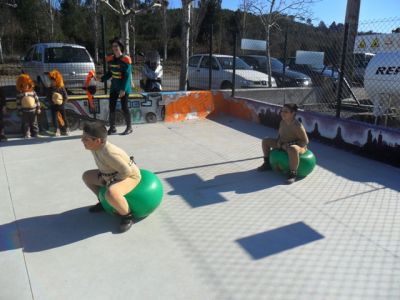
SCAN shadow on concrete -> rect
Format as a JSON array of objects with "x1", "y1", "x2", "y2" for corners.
[
  {"x1": 0, "y1": 134, "x2": 82, "y2": 147},
  {"x1": 0, "y1": 207, "x2": 135, "y2": 253},
  {"x1": 155, "y1": 156, "x2": 262, "y2": 175},
  {"x1": 166, "y1": 169, "x2": 283, "y2": 208},
  {"x1": 236, "y1": 221, "x2": 324, "y2": 260}
]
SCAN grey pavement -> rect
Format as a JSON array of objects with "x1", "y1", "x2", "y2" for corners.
[{"x1": 0, "y1": 117, "x2": 399, "y2": 300}]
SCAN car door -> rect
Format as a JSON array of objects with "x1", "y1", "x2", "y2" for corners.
[
  {"x1": 188, "y1": 55, "x2": 202, "y2": 89},
  {"x1": 198, "y1": 56, "x2": 221, "y2": 90},
  {"x1": 31, "y1": 45, "x2": 44, "y2": 83},
  {"x1": 22, "y1": 46, "x2": 35, "y2": 77}
]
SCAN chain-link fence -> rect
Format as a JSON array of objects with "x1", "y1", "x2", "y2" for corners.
[
  {"x1": 188, "y1": 16, "x2": 400, "y2": 130},
  {"x1": 0, "y1": 10, "x2": 399, "y2": 130}
]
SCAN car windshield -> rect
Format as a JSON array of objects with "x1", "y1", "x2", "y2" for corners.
[
  {"x1": 44, "y1": 47, "x2": 91, "y2": 63},
  {"x1": 252, "y1": 57, "x2": 285, "y2": 71},
  {"x1": 269, "y1": 58, "x2": 284, "y2": 71},
  {"x1": 217, "y1": 57, "x2": 251, "y2": 70}
]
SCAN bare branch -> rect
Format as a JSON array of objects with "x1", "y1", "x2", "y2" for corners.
[
  {"x1": 118, "y1": 0, "x2": 125, "y2": 12},
  {"x1": 126, "y1": 0, "x2": 168, "y2": 16},
  {"x1": 249, "y1": 0, "x2": 319, "y2": 23},
  {"x1": 99, "y1": 0, "x2": 122, "y2": 15}
]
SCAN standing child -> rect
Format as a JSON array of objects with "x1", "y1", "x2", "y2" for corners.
[
  {"x1": 101, "y1": 37, "x2": 133, "y2": 135},
  {"x1": 47, "y1": 69, "x2": 69, "y2": 136},
  {"x1": 16, "y1": 74, "x2": 41, "y2": 138},
  {"x1": 0, "y1": 88, "x2": 7, "y2": 141}
]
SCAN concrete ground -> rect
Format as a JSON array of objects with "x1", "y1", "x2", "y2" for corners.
[{"x1": 1, "y1": 117, "x2": 399, "y2": 300}]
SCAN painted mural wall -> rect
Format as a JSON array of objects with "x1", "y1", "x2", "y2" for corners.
[
  {"x1": 2, "y1": 89, "x2": 399, "y2": 166},
  {"x1": 163, "y1": 92, "x2": 400, "y2": 166},
  {"x1": 2, "y1": 93, "x2": 164, "y2": 134}
]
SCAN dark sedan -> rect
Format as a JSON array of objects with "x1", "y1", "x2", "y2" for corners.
[{"x1": 240, "y1": 55, "x2": 312, "y2": 87}]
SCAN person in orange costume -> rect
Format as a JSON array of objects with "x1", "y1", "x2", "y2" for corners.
[
  {"x1": 47, "y1": 69, "x2": 69, "y2": 136},
  {"x1": 16, "y1": 74, "x2": 41, "y2": 138}
]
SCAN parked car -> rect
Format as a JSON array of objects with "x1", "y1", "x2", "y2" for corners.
[
  {"x1": 188, "y1": 54, "x2": 276, "y2": 90},
  {"x1": 21, "y1": 43, "x2": 96, "y2": 93},
  {"x1": 287, "y1": 57, "x2": 339, "y2": 86},
  {"x1": 240, "y1": 55, "x2": 312, "y2": 87}
]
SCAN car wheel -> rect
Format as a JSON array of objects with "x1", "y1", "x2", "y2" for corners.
[
  {"x1": 220, "y1": 81, "x2": 233, "y2": 90},
  {"x1": 145, "y1": 112, "x2": 157, "y2": 123},
  {"x1": 275, "y1": 77, "x2": 284, "y2": 87}
]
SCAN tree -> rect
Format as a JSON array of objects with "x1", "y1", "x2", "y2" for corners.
[
  {"x1": 197, "y1": 0, "x2": 221, "y2": 42},
  {"x1": 99, "y1": 0, "x2": 167, "y2": 55},
  {"x1": 179, "y1": 0, "x2": 194, "y2": 90},
  {"x1": 0, "y1": 0, "x2": 17, "y2": 63},
  {"x1": 329, "y1": 21, "x2": 337, "y2": 30},
  {"x1": 161, "y1": 0, "x2": 168, "y2": 60},
  {"x1": 60, "y1": 0, "x2": 91, "y2": 44},
  {"x1": 239, "y1": 0, "x2": 251, "y2": 39},
  {"x1": 248, "y1": 0, "x2": 318, "y2": 87},
  {"x1": 88, "y1": 0, "x2": 100, "y2": 63},
  {"x1": 318, "y1": 21, "x2": 327, "y2": 30},
  {"x1": 190, "y1": 0, "x2": 208, "y2": 55},
  {"x1": 46, "y1": 0, "x2": 62, "y2": 40},
  {"x1": 11, "y1": 0, "x2": 45, "y2": 51}
]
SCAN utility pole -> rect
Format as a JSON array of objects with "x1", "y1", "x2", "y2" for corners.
[{"x1": 344, "y1": 0, "x2": 361, "y2": 79}]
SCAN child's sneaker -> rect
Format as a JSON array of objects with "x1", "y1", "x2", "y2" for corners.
[
  {"x1": 88, "y1": 202, "x2": 105, "y2": 213},
  {"x1": 61, "y1": 128, "x2": 70, "y2": 136},
  {"x1": 55, "y1": 129, "x2": 61, "y2": 137},
  {"x1": 257, "y1": 159, "x2": 272, "y2": 172},
  {"x1": 286, "y1": 170, "x2": 297, "y2": 184},
  {"x1": 120, "y1": 127, "x2": 133, "y2": 135},
  {"x1": 24, "y1": 133, "x2": 31, "y2": 139},
  {"x1": 108, "y1": 127, "x2": 117, "y2": 135},
  {"x1": 119, "y1": 213, "x2": 134, "y2": 233}
]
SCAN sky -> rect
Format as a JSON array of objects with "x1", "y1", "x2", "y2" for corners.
[{"x1": 168, "y1": 0, "x2": 400, "y2": 26}]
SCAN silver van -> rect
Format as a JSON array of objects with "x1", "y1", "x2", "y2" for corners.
[{"x1": 21, "y1": 43, "x2": 95, "y2": 92}]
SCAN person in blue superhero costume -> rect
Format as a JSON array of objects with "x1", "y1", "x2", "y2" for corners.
[{"x1": 101, "y1": 37, "x2": 133, "y2": 135}]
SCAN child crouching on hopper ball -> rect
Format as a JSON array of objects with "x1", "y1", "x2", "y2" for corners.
[{"x1": 81, "y1": 122, "x2": 141, "y2": 232}]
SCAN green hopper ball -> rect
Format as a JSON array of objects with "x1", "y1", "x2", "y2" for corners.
[
  {"x1": 269, "y1": 149, "x2": 316, "y2": 178},
  {"x1": 99, "y1": 169, "x2": 163, "y2": 219}
]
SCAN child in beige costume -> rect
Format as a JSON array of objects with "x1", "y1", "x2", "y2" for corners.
[
  {"x1": 257, "y1": 103, "x2": 309, "y2": 184},
  {"x1": 81, "y1": 122, "x2": 141, "y2": 232}
]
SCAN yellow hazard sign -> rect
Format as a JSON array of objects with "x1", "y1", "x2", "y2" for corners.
[
  {"x1": 358, "y1": 39, "x2": 366, "y2": 48},
  {"x1": 371, "y1": 38, "x2": 380, "y2": 48}
]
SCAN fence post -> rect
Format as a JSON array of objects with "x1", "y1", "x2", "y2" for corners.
[
  {"x1": 101, "y1": 15, "x2": 107, "y2": 94},
  {"x1": 282, "y1": 23, "x2": 288, "y2": 87},
  {"x1": 336, "y1": 23, "x2": 350, "y2": 118},
  {"x1": 208, "y1": 24, "x2": 213, "y2": 90},
  {"x1": 232, "y1": 32, "x2": 237, "y2": 97}
]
